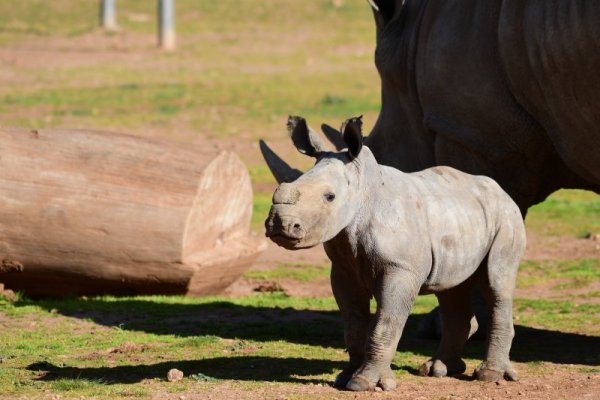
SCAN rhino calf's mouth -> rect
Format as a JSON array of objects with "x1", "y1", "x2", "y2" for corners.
[{"x1": 265, "y1": 232, "x2": 301, "y2": 248}]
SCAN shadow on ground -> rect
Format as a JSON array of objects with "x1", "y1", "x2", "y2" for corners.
[
  {"x1": 27, "y1": 357, "x2": 346, "y2": 385},
  {"x1": 18, "y1": 296, "x2": 600, "y2": 385}
]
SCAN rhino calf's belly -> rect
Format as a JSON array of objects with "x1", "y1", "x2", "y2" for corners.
[
  {"x1": 420, "y1": 226, "x2": 496, "y2": 293},
  {"x1": 419, "y1": 252, "x2": 486, "y2": 294}
]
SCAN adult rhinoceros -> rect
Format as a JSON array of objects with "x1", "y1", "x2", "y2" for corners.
[{"x1": 363, "y1": 0, "x2": 600, "y2": 212}]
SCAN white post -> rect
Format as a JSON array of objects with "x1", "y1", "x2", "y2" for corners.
[
  {"x1": 158, "y1": 0, "x2": 176, "y2": 51},
  {"x1": 100, "y1": 0, "x2": 117, "y2": 31}
]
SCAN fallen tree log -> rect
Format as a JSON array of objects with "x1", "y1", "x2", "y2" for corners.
[{"x1": 0, "y1": 128, "x2": 266, "y2": 297}]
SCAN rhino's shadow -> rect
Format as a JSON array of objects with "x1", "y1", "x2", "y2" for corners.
[{"x1": 20, "y1": 297, "x2": 600, "y2": 381}]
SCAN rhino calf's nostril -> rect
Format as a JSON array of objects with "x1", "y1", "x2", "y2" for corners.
[{"x1": 289, "y1": 222, "x2": 304, "y2": 238}]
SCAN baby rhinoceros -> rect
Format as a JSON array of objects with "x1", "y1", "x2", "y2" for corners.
[{"x1": 260, "y1": 116, "x2": 526, "y2": 392}]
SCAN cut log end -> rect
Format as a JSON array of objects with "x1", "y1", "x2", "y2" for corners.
[{"x1": 182, "y1": 151, "x2": 254, "y2": 260}]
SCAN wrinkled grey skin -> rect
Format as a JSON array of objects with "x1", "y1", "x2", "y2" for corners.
[
  {"x1": 363, "y1": 0, "x2": 600, "y2": 213},
  {"x1": 261, "y1": 116, "x2": 525, "y2": 391}
]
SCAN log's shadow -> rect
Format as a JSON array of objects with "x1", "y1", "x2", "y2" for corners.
[{"x1": 18, "y1": 298, "x2": 600, "y2": 368}]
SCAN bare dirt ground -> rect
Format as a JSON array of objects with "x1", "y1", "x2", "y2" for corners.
[
  {"x1": 524, "y1": 232, "x2": 599, "y2": 261},
  {"x1": 223, "y1": 240, "x2": 332, "y2": 298},
  {"x1": 148, "y1": 372, "x2": 600, "y2": 400}
]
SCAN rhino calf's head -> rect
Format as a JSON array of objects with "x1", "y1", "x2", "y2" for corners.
[{"x1": 261, "y1": 116, "x2": 371, "y2": 250}]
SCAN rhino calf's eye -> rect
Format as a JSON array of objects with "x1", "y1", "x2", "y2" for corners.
[{"x1": 324, "y1": 192, "x2": 336, "y2": 202}]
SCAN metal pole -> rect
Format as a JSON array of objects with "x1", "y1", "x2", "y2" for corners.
[
  {"x1": 100, "y1": 0, "x2": 117, "y2": 31},
  {"x1": 158, "y1": 0, "x2": 176, "y2": 51}
]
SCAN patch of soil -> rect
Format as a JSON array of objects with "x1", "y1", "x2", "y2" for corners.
[
  {"x1": 252, "y1": 280, "x2": 286, "y2": 294},
  {"x1": 108, "y1": 341, "x2": 150, "y2": 354},
  {"x1": 81, "y1": 342, "x2": 152, "y2": 362},
  {"x1": 255, "y1": 242, "x2": 329, "y2": 270},
  {"x1": 0, "y1": 31, "x2": 157, "y2": 70},
  {"x1": 223, "y1": 241, "x2": 332, "y2": 298},
  {"x1": 515, "y1": 279, "x2": 600, "y2": 304},
  {"x1": 516, "y1": 232, "x2": 600, "y2": 303},
  {"x1": 524, "y1": 232, "x2": 600, "y2": 261},
  {"x1": 224, "y1": 276, "x2": 333, "y2": 298}
]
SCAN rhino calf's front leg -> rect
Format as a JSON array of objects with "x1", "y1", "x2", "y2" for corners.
[
  {"x1": 346, "y1": 270, "x2": 421, "y2": 392},
  {"x1": 330, "y1": 261, "x2": 371, "y2": 388}
]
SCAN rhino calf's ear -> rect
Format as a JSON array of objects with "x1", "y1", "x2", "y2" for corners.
[
  {"x1": 288, "y1": 116, "x2": 325, "y2": 157},
  {"x1": 341, "y1": 116, "x2": 363, "y2": 159}
]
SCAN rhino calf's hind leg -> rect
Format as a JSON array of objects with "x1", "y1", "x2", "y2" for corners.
[
  {"x1": 474, "y1": 226, "x2": 523, "y2": 382},
  {"x1": 474, "y1": 295, "x2": 518, "y2": 382},
  {"x1": 419, "y1": 285, "x2": 475, "y2": 377}
]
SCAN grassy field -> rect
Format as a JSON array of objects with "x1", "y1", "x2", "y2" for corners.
[
  {"x1": 1, "y1": 290, "x2": 599, "y2": 398},
  {"x1": 0, "y1": 0, "x2": 379, "y2": 137},
  {"x1": 0, "y1": 1, "x2": 599, "y2": 399}
]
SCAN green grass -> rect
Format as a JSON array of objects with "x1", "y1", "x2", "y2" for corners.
[
  {"x1": 0, "y1": 293, "x2": 346, "y2": 396},
  {"x1": 525, "y1": 189, "x2": 600, "y2": 237},
  {"x1": 244, "y1": 263, "x2": 331, "y2": 283},
  {"x1": 578, "y1": 367, "x2": 600, "y2": 374},
  {"x1": 517, "y1": 259, "x2": 600, "y2": 290},
  {"x1": 249, "y1": 165, "x2": 277, "y2": 186},
  {"x1": 0, "y1": 0, "x2": 374, "y2": 39},
  {"x1": 0, "y1": 0, "x2": 97, "y2": 38},
  {"x1": 0, "y1": 71, "x2": 378, "y2": 137},
  {"x1": 252, "y1": 192, "x2": 273, "y2": 228},
  {"x1": 1, "y1": 292, "x2": 598, "y2": 397},
  {"x1": 0, "y1": 0, "x2": 378, "y2": 138},
  {"x1": 514, "y1": 299, "x2": 600, "y2": 339}
]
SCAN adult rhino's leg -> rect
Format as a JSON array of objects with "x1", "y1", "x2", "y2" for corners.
[
  {"x1": 417, "y1": 291, "x2": 487, "y2": 340},
  {"x1": 330, "y1": 261, "x2": 371, "y2": 388},
  {"x1": 474, "y1": 227, "x2": 522, "y2": 382},
  {"x1": 419, "y1": 284, "x2": 475, "y2": 378},
  {"x1": 346, "y1": 270, "x2": 421, "y2": 392}
]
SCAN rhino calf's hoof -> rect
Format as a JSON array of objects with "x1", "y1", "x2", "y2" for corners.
[
  {"x1": 474, "y1": 363, "x2": 519, "y2": 382},
  {"x1": 345, "y1": 369, "x2": 397, "y2": 392},
  {"x1": 378, "y1": 372, "x2": 397, "y2": 391},
  {"x1": 345, "y1": 375, "x2": 372, "y2": 391},
  {"x1": 333, "y1": 367, "x2": 357, "y2": 388},
  {"x1": 419, "y1": 358, "x2": 466, "y2": 377}
]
